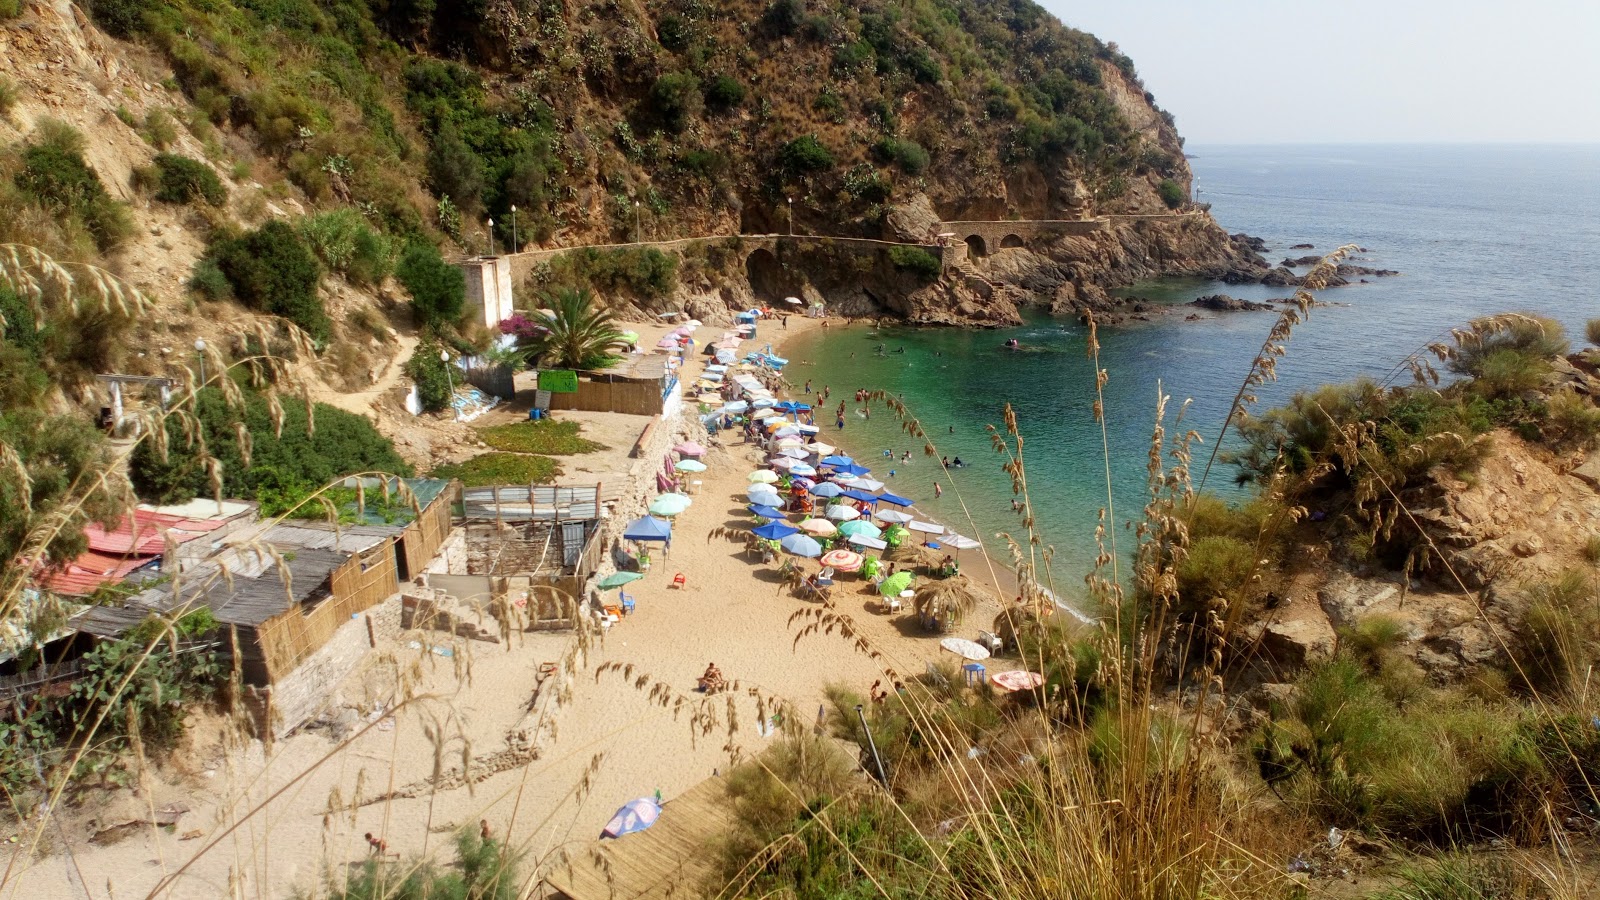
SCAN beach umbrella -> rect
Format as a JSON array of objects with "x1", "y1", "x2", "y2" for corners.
[
  {"x1": 940, "y1": 637, "x2": 991, "y2": 662},
  {"x1": 848, "y1": 534, "x2": 889, "y2": 551},
  {"x1": 750, "y1": 408, "x2": 781, "y2": 420},
  {"x1": 753, "y1": 520, "x2": 799, "y2": 540},
  {"x1": 796, "y1": 424, "x2": 820, "y2": 434},
  {"x1": 602, "y1": 798, "x2": 661, "y2": 838},
  {"x1": 908, "y1": 520, "x2": 945, "y2": 534},
  {"x1": 875, "y1": 510, "x2": 914, "y2": 524},
  {"x1": 811, "y1": 483, "x2": 844, "y2": 498},
  {"x1": 825, "y1": 505, "x2": 862, "y2": 521},
  {"x1": 768, "y1": 457, "x2": 798, "y2": 471},
  {"x1": 773, "y1": 425, "x2": 802, "y2": 438},
  {"x1": 721, "y1": 400, "x2": 749, "y2": 414},
  {"x1": 829, "y1": 473, "x2": 859, "y2": 485},
  {"x1": 746, "y1": 486, "x2": 782, "y2": 504},
  {"x1": 748, "y1": 470, "x2": 780, "y2": 484},
  {"x1": 752, "y1": 398, "x2": 776, "y2": 409},
  {"x1": 780, "y1": 534, "x2": 823, "y2": 558},
  {"x1": 798, "y1": 518, "x2": 837, "y2": 537},
  {"x1": 675, "y1": 459, "x2": 707, "y2": 473},
  {"x1": 853, "y1": 478, "x2": 885, "y2": 492},
  {"x1": 837, "y1": 520, "x2": 882, "y2": 540},
  {"x1": 821, "y1": 549, "x2": 863, "y2": 571},
  {"x1": 656, "y1": 337, "x2": 681, "y2": 349},
  {"x1": 944, "y1": 534, "x2": 983, "y2": 550},
  {"x1": 821, "y1": 455, "x2": 854, "y2": 467},
  {"x1": 841, "y1": 489, "x2": 877, "y2": 503},
  {"x1": 991, "y1": 670, "x2": 1045, "y2": 692},
  {"x1": 597, "y1": 571, "x2": 644, "y2": 590},
  {"x1": 749, "y1": 504, "x2": 788, "y2": 519},
  {"x1": 788, "y1": 462, "x2": 816, "y2": 476},
  {"x1": 806, "y1": 442, "x2": 836, "y2": 455},
  {"x1": 776, "y1": 447, "x2": 808, "y2": 459},
  {"x1": 715, "y1": 349, "x2": 736, "y2": 364},
  {"x1": 834, "y1": 463, "x2": 871, "y2": 477},
  {"x1": 674, "y1": 441, "x2": 707, "y2": 457},
  {"x1": 877, "y1": 492, "x2": 914, "y2": 507},
  {"x1": 790, "y1": 476, "x2": 817, "y2": 490},
  {"x1": 783, "y1": 296, "x2": 803, "y2": 305},
  {"x1": 618, "y1": 330, "x2": 640, "y2": 344},
  {"x1": 699, "y1": 372, "x2": 724, "y2": 382},
  {"x1": 878, "y1": 571, "x2": 914, "y2": 596},
  {"x1": 650, "y1": 493, "x2": 692, "y2": 517},
  {"x1": 774, "y1": 437, "x2": 805, "y2": 448},
  {"x1": 623, "y1": 516, "x2": 673, "y2": 543},
  {"x1": 775, "y1": 400, "x2": 811, "y2": 413}
]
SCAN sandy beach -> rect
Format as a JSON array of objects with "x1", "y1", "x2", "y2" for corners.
[{"x1": 7, "y1": 312, "x2": 1036, "y2": 900}]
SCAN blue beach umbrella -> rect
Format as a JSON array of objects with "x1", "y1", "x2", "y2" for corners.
[
  {"x1": 841, "y1": 489, "x2": 877, "y2": 503},
  {"x1": 788, "y1": 462, "x2": 817, "y2": 477},
  {"x1": 821, "y1": 455, "x2": 854, "y2": 466},
  {"x1": 833, "y1": 463, "x2": 871, "y2": 477},
  {"x1": 779, "y1": 534, "x2": 823, "y2": 557},
  {"x1": 810, "y1": 482, "x2": 844, "y2": 498},
  {"x1": 623, "y1": 516, "x2": 673, "y2": 543},
  {"x1": 775, "y1": 401, "x2": 811, "y2": 413},
  {"x1": 753, "y1": 520, "x2": 799, "y2": 540},
  {"x1": 749, "y1": 504, "x2": 788, "y2": 519},
  {"x1": 602, "y1": 798, "x2": 661, "y2": 838},
  {"x1": 837, "y1": 520, "x2": 882, "y2": 540},
  {"x1": 877, "y1": 492, "x2": 914, "y2": 507}
]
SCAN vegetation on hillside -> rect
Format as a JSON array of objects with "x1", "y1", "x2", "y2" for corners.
[{"x1": 501, "y1": 287, "x2": 622, "y2": 370}]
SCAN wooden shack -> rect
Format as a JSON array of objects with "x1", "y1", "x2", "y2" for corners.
[{"x1": 542, "y1": 354, "x2": 678, "y2": 416}]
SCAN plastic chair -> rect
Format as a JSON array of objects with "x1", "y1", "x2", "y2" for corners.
[
  {"x1": 963, "y1": 663, "x2": 987, "y2": 687},
  {"x1": 620, "y1": 591, "x2": 637, "y2": 615},
  {"x1": 977, "y1": 630, "x2": 1003, "y2": 654},
  {"x1": 671, "y1": 572, "x2": 687, "y2": 589}
]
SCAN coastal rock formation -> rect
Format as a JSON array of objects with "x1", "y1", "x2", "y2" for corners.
[{"x1": 1190, "y1": 294, "x2": 1273, "y2": 312}]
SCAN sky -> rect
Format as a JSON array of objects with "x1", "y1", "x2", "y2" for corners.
[{"x1": 1042, "y1": 0, "x2": 1600, "y2": 144}]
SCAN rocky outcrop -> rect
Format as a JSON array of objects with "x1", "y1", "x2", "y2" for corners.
[{"x1": 1190, "y1": 294, "x2": 1273, "y2": 312}]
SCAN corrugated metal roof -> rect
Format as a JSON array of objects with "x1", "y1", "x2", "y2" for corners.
[
  {"x1": 38, "y1": 551, "x2": 160, "y2": 596},
  {"x1": 461, "y1": 485, "x2": 604, "y2": 521},
  {"x1": 256, "y1": 523, "x2": 398, "y2": 553},
  {"x1": 332, "y1": 477, "x2": 455, "y2": 526}
]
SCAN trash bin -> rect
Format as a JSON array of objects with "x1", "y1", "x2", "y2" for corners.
[{"x1": 528, "y1": 408, "x2": 545, "y2": 422}]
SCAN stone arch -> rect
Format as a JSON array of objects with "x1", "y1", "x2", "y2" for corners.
[
  {"x1": 1000, "y1": 233, "x2": 1026, "y2": 250},
  {"x1": 963, "y1": 235, "x2": 988, "y2": 257},
  {"x1": 744, "y1": 247, "x2": 802, "y2": 305}
]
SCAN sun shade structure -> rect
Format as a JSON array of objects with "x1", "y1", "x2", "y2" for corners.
[
  {"x1": 674, "y1": 459, "x2": 707, "y2": 472},
  {"x1": 748, "y1": 470, "x2": 780, "y2": 483},
  {"x1": 821, "y1": 455, "x2": 853, "y2": 466},
  {"x1": 908, "y1": 520, "x2": 944, "y2": 534},
  {"x1": 746, "y1": 486, "x2": 782, "y2": 503},
  {"x1": 748, "y1": 504, "x2": 787, "y2": 519},
  {"x1": 820, "y1": 549, "x2": 863, "y2": 571},
  {"x1": 602, "y1": 798, "x2": 661, "y2": 838},
  {"x1": 874, "y1": 510, "x2": 914, "y2": 524},
  {"x1": 787, "y1": 462, "x2": 817, "y2": 476},
  {"x1": 752, "y1": 520, "x2": 799, "y2": 540},
  {"x1": 940, "y1": 637, "x2": 991, "y2": 661},
  {"x1": 837, "y1": 520, "x2": 882, "y2": 540},
  {"x1": 623, "y1": 516, "x2": 673, "y2": 543},
  {"x1": 810, "y1": 483, "x2": 844, "y2": 498},
  {"x1": 876, "y1": 492, "x2": 914, "y2": 507},
  {"x1": 779, "y1": 534, "x2": 823, "y2": 557},
  {"x1": 798, "y1": 518, "x2": 838, "y2": 536},
  {"x1": 991, "y1": 670, "x2": 1045, "y2": 691},
  {"x1": 847, "y1": 534, "x2": 889, "y2": 550},
  {"x1": 597, "y1": 571, "x2": 645, "y2": 590},
  {"x1": 649, "y1": 494, "x2": 692, "y2": 517},
  {"x1": 944, "y1": 534, "x2": 982, "y2": 550},
  {"x1": 805, "y1": 442, "x2": 836, "y2": 454},
  {"x1": 825, "y1": 505, "x2": 862, "y2": 521},
  {"x1": 673, "y1": 441, "x2": 707, "y2": 457},
  {"x1": 877, "y1": 571, "x2": 913, "y2": 596},
  {"x1": 841, "y1": 489, "x2": 877, "y2": 503}
]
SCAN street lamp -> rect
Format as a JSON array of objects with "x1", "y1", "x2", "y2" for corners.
[
  {"x1": 633, "y1": 200, "x2": 642, "y2": 243},
  {"x1": 487, "y1": 217, "x2": 495, "y2": 256},
  {"x1": 440, "y1": 349, "x2": 453, "y2": 401},
  {"x1": 786, "y1": 197, "x2": 793, "y2": 235},
  {"x1": 194, "y1": 338, "x2": 206, "y2": 385},
  {"x1": 509, "y1": 204, "x2": 518, "y2": 252}
]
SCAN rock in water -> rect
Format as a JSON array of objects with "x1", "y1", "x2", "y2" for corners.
[{"x1": 1190, "y1": 294, "x2": 1273, "y2": 312}]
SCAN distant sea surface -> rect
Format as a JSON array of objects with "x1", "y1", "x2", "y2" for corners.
[{"x1": 782, "y1": 144, "x2": 1600, "y2": 592}]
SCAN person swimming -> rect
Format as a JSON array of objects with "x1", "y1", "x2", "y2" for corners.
[
  {"x1": 951, "y1": 457, "x2": 966, "y2": 467},
  {"x1": 1003, "y1": 338, "x2": 1020, "y2": 349}
]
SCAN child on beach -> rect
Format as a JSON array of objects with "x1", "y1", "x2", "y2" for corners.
[{"x1": 934, "y1": 482, "x2": 943, "y2": 498}]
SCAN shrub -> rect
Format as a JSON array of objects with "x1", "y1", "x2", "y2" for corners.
[
  {"x1": 87, "y1": 0, "x2": 148, "y2": 36},
  {"x1": 1544, "y1": 388, "x2": 1600, "y2": 447},
  {"x1": 426, "y1": 124, "x2": 486, "y2": 211},
  {"x1": 1515, "y1": 569, "x2": 1598, "y2": 699},
  {"x1": 298, "y1": 209, "x2": 396, "y2": 286},
  {"x1": 404, "y1": 342, "x2": 455, "y2": 412},
  {"x1": 476, "y1": 420, "x2": 603, "y2": 455},
  {"x1": 1175, "y1": 534, "x2": 1256, "y2": 609},
  {"x1": 1157, "y1": 178, "x2": 1185, "y2": 208},
  {"x1": 397, "y1": 241, "x2": 466, "y2": 328},
  {"x1": 130, "y1": 387, "x2": 411, "y2": 506},
  {"x1": 703, "y1": 75, "x2": 745, "y2": 111},
  {"x1": 150, "y1": 153, "x2": 227, "y2": 205},
  {"x1": 887, "y1": 245, "x2": 940, "y2": 281},
  {"x1": 0, "y1": 409, "x2": 121, "y2": 568},
  {"x1": 0, "y1": 75, "x2": 17, "y2": 118},
  {"x1": 1587, "y1": 318, "x2": 1600, "y2": 347},
  {"x1": 205, "y1": 221, "x2": 328, "y2": 341},
  {"x1": 431, "y1": 452, "x2": 558, "y2": 486},
  {"x1": 141, "y1": 108, "x2": 178, "y2": 149},
  {"x1": 542, "y1": 246, "x2": 678, "y2": 300},
  {"x1": 778, "y1": 134, "x2": 835, "y2": 175},
  {"x1": 188, "y1": 258, "x2": 232, "y2": 301},
  {"x1": 1450, "y1": 314, "x2": 1567, "y2": 382},
  {"x1": 0, "y1": 0, "x2": 19, "y2": 19},
  {"x1": 15, "y1": 122, "x2": 132, "y2": 251},
  {"x1": 762, "y1": 0, "x2": 804, "y2": 36},
  {"x1": 874, "y1": 136, "x2": 929, "y2": 175},
  {"x1": 648, "y1": 72, "x2": 701, "y2": 132}
]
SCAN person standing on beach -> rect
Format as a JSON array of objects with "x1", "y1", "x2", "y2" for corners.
[
  {"x1": 934, "y1": 481, "x2": 943, "y2": 499},
  {"x1": 805, "y1": 380, "x2": 812, "y2": 393},
  {"x1": 823, "y1": 386, "x2": 831, "y2": 400},
  {"x1": 836, "y1": 414, "x2": 845, "y2": 430}
]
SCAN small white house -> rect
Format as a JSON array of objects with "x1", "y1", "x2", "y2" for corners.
[{"x1": 459, "y1": 256, "x2": 515, "y2": 329}]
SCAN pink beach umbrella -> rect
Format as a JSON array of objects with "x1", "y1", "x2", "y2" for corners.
[
  {"x1": 798, "y1": 518, "x2": 838, "y2": 537},
  {"x1": 674, "y1": 441, "x2": 706, "y2": 457},
  {"x1": 820, "y1": 549, "x2": 863, "y2": 571}
]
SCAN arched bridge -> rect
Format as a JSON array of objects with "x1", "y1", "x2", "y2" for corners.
[{"x1": 940, "y1": 219, "x2": 1105, "y2": 257}]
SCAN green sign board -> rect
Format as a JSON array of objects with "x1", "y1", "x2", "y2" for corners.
[{"x1": 537, "y1": 369, "x2": 579, "y2": 393}]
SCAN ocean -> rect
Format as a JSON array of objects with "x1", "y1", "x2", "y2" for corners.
[{"x1": 781, "y1": 144, "x2": 1600, "y2": 592}]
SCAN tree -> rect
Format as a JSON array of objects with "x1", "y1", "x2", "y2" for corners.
[
  {"x1": 397, "y1": 241, "x2": 466, "y2": 328},
  {"x1": 512, "y1": 288, "x2": 621, "y2": 370},
  {"x1": 0, "y1": 409, "x2": 124, "y2": 570},
  {"x1": 207, "y1": 221, "x2": 328, "y2": 341},
  {"x1": 1157, "y1": 178, "x2": 1185, "y2": 209}
]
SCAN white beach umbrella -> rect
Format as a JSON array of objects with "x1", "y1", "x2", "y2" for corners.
[
  {"x1": 874, "y1": 510, "x2": 915, "y2": 524},
  {"x1": 825, "y1": 505, "x2": 862, "y2": 521},
  {"x1": 805, "y1": 442, "x2": 836, "y2": 455},
  {"x1": 748, "y1": 470, "x2": 780, "y2": 484}
]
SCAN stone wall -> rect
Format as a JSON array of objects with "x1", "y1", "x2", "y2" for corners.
[{"x1": 263, "y1": 594, "x2": 404, "y2": 738}]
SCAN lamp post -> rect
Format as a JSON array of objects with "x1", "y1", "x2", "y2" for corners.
[
  {"x1": 786, "y1": 197, "x2": 793, "y2": 235},
  {"x1": 634, "y1": 200, "x2": 642, "y2": 243},
  {"x1": 440, "y1": 348, "x2": 453, "y2": 401},
  {"x1": 194, "y1": 338, "x2": 206, "y2": 385},
  {"x1": 510, "y1": 204, "x2": 518, "y2": 252},
  {"x1": 487, "y1": 218, "x2": 495, "y2": 256}
]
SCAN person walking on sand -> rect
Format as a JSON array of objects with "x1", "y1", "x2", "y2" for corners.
[
  {"x1": 934, "y1": 481, "x2": 943, "y2": 499},
  {"x1": 805, "y1": 379, "x2": 812, "y2": 393}
]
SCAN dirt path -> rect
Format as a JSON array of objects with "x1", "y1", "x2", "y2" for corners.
[{"x1": 311, "y1": 330, "x2": 420, "y2": 419}]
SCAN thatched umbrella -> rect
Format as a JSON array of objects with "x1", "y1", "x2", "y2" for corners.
[
  {"x1": 913, "y1": 576, "x2": 994, "y2": 627},
  {"x1": 887, "y1": 541, "x2": 940, "y2": 569},
  {"x1": 993, "y1": 607, "x2": 1044, "y2": 651}
]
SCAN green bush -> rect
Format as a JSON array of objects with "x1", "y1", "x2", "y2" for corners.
[
  {"x1": 874, "y1": 137, "x2": 930, "y2": 175},
  {"x1": 542, "y1": 246, "x2": 678, "y2": 300},
  {"x1": 648, "y1": 72, "x2": 701, "y2": 132},
  {"x1": 188, "y1": 258, "x2": 232, "y2": 301},
  {"x1": 396, "y1": 241, "x2": 466, "y2": 328},
  {"x1": 1587, "y1": 318, "x2": 1600, "y2": 347},
  {"x1": 86, "y1": 0, "x2": 148, "y2": 36},
  {"x1": 298, "y1": 209, "x2": 395, "y2": 286},
  {"x1": 0, "y1": 0, "x2": 19, "y2": 19},
  {"x1": 15, "y1": 122, "x2": 133, "y2": 250},
  {"x1": 140, "y1": 108, "x2": 177, "y2": 149},
  {"x1": 1175, "y1": 534, "x2": 1256, "y2": 608},
  {"x1": 130, "y1": 387, "x2": 412, "y2": 508},
  {"x1": 475, "y1": 420, "x2": 603, "y2": 455},
  {"x1": 404, "y1": 342, "x2": 455, "y2": 412},
  {"x1": 430, "y1": 452, "x2": 558, "y2": 487},
  {"x1": 703, "y1": 75, "x2": 745, "y2": 111},
  {"x1": 321, "y1": 828, "x2": 522, "y2": 900},
  {"x1": 779, "y1": 134, "x2": 835, "y2": 175},
  {"x1": 0, "y1": 408, "x2": 121, "y2": 568},
  {"x1": 1157, "y1": 178, "x2": 1185, "y2": 208},
  {"x1": 887, "y1": 245, "x2": 940, "y2": 281},
  {"x1": 0, "y1": 75, "x2": 17, "y2": 117},
  {"x1": 762, "y1": 0, "x2": 804, "y2": 35},
  {"x1": 205, "y1": 221, "x2": 329, "y2": 341},
  {"x1": 150, "y1": 153, "x2": 227, "y2": 205},
  {"x1": 1450, "y1": 315, "x2": 1567, "y2": 384}
]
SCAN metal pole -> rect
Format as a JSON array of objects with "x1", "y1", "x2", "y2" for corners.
[
  {"x1": 855, "y1": 704, "x2": 888, "y2": 785},
  {"x1": 786, "y1": 198, "x2": 793, "y2": 235},
  {"x1": 511, "y1": 205, "x2": 518, "y2": 252},
  {"x1": 634, "y1": 201, "x2": 641, "y2": 243},
  {"x1": 487, "y1": 218, "x2": 495, "y2": 256}
]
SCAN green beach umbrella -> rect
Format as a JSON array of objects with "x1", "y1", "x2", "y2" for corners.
[
  {"x1": 675, "y1": 459, "x2": 707, "y2": 473},
  {"x1": 837, "y1": 520, "x2": 882, "y2": 540},
  {"x1": 597, "y1": 571, "x2": 644, "y2": 590},
  {"x1": 748, "y1": 469, "x2": 780, "y2": 484},
  {"x1": 649, "y1": 493, "x2": 692, "y2": 516},
  {"x1": 878, "y1": 571, "x2": 913, "y2": 596}
]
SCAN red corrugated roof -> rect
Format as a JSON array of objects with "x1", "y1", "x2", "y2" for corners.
[
  {"x1": 82, "y1": 508, "x2": 227, "y2": 555},
  {"x1": 38, "y1": 550, "x2": 155, "y2": 596}
]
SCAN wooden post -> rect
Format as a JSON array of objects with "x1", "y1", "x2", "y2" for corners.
[{"x1": 365, "y1": 614, "x2": 376, "y2": 648}]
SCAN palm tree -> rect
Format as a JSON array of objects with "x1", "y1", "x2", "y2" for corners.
[{"x1": 521, "y1": 288, "x2": 622, "y2": 370}]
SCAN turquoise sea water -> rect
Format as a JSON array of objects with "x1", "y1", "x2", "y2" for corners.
[{"x1": 781, "y1": 144, "x2": 1600, "y2": 595}]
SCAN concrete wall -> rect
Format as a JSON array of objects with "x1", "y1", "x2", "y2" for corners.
[
  {"x1": 266, "y1": 594, "x2": 403, "y2": 737},
  {"x1": 461, "y1": 256, "x2": 515, "y2": 328}
]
